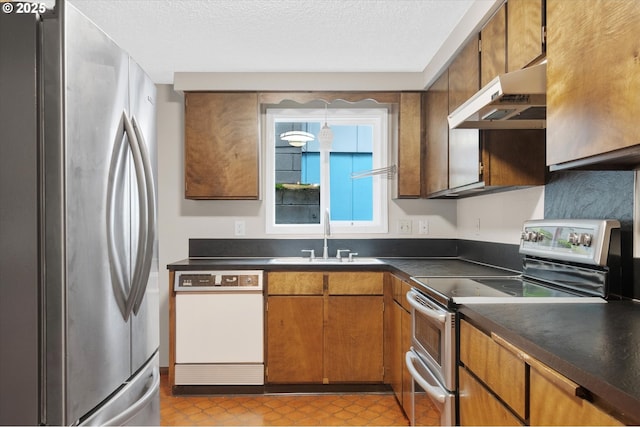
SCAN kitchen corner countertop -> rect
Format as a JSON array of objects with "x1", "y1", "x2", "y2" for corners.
[
  {"x1": 459, "y1": 301, "x2": 640, "y2": 424},
  {"x1": 166, "y1": 256, "x2": 519, "y2": 277}
]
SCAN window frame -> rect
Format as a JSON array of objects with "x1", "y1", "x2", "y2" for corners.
[{"x1": 265, "y1": 107, "x2": 389, "y2": 235}]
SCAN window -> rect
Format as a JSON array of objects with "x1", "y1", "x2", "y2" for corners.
[{"x1": 265, "y1": 107, "x2": 389, "y2": 234}]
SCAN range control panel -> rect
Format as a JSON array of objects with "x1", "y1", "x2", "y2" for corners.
[
  {"x1": 519, "y1": 220, "x2": 620, "y2": 266},
  {"x1": 174, "y1": 270, "x2": 263, "y2": 292}
]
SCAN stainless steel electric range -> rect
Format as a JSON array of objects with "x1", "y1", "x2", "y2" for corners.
[{"x1": 404, "y1": 219, "x2": 622, "y2": 426}]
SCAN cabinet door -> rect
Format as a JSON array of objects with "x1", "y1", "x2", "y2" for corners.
[
  {"x1": 327, "y1": 272, "x2": 384, "y2": 295},
  {"x1": 547, "y1": 0, "x2": 640, "y2": 167},
  {"x1": 397, "y1": 92, "x2": 423, "y2": 198},
  {"x1": 459, "y1": 320, "x2": 526, "y2": 419},
  {"x1": 424, "y1": 71, "x2": 449, "y2": 196},
  {"x1": 459, "y1": 368, "x2": 523, "y2": 426},
  {"x1": 266, "y1": 296, "x2": 323, "y2": 383},
  {"x1": 325, "y1": 296, "x2": 384, "y2": 383},
  {"x1": 184, "y1": 92, "x2": 259, "y2": 199},
  {"x1": 507, "y1": 0, "x2": 545, "y2": 72},
  {"x1": 400, "y1": 303, "x2": 412, "y2": 416},
  {"x1": 448, "y1": 37, "x2": 480, "y2": 189},
  {"x1": 481, "y1": 4, "x2": 507, "y2": 87},
  {"x1": 530, "y1": 365, "x2": 623, "y2": 426}
]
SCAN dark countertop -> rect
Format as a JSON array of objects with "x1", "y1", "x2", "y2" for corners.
[
  {"x1": 459, "y1": 302, "x2": 640, "y2": 424},
  {"x1": 167, "y1": 256, "x2": 520, "y2": 276}
]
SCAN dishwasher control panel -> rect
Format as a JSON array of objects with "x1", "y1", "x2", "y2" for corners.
[{"x1": 174, "y1": 270, "x2": 263, "y2": 291}]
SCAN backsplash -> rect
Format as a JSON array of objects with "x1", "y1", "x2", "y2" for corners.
[{"x1": 544, "y1": 170, "x2": 635, "y2": 298}]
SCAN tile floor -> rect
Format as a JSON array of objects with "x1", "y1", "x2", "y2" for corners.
[{"x1": 160, "y1": 373, "x2": 413, "y2": 426}]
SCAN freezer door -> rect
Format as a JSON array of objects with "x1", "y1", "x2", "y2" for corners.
[
  {"x1": 43, "y1": 3, "x2": 132, "y2": 424},
  {"x1": 80, "y1": 352, "x2": 160, "y2": 426},
  {"x1": 128, "y1": 59, "x2": 159, "y2": 371}
]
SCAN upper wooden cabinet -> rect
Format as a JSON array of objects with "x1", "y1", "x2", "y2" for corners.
[
  {"x1": 448, "y1": 36, "x2": 481, "y2": 190},
  {"x1": 424, "y1": 71, "x2": 450, "y2": 196},
  {"x1": 396, "y1": 92, "x2": 424, "y2": 198},
  {"x1": 184, "y1": 92, "x2": 259, "y2": 199},
  {"x1": 546, "y1": 0, "x2": 640, "y2": 169},
  {"x1": 481, "y1": 4, "x2": 507, "y2": 86},
  {"x1": 507, "y1": 0, "x2": 545, "y2": 71}
]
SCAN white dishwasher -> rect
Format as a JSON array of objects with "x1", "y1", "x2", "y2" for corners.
[{"x1": 174, "y1": 270, "x2": 264, "y2": 385}]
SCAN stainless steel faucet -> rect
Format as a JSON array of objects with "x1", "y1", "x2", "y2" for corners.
[{"x1": 323, "y1": 209, "x2": 330, "y2": 259}]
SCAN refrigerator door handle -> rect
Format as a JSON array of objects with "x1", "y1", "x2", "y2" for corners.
[
  {"x1": 107, "y1": 113, "x2": 134, "y2": 320},
  {"x1": 123, "y1": 111, "x2": 148, "y2": 319},
  {"x1": 130, "y1": 115, "x2": 156, "y2": 315}
]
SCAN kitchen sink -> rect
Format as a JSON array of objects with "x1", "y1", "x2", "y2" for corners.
[{"x1": 269, "y1": 257, "x2": 385, "y2": 265}]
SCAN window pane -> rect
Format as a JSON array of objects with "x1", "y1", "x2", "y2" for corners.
[{"x1": 274, "y1": 122, "x2": 320, "y2": 224}]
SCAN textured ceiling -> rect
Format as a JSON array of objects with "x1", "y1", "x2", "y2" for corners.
[{"x1": 65, "y1": 0, "x2": 484, "y2": 84}]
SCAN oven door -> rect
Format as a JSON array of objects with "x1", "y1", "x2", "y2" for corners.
[
  {"x1": 406, "y1": 288, "x2": 455, "y2": 391},
  {"x1": 406, "y1": 350, "x2": 455, "y2": 426}
]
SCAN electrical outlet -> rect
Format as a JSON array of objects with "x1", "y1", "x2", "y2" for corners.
[
  {"x1": 418, "y1": 219, "x2": 429, "y2": 235},
  {"x1": 398, "y1": 219, "x2": 412, "y2": 234},
  {"x1": 234, "y1": 220, "x2": 246, "y2": 236}
]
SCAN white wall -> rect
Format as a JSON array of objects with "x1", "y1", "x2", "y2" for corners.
[{"x1": 156, "y1": 84, "x2": 545, "y2": 366}]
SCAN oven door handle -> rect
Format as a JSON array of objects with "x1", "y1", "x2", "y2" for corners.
[
  {"x1": 405, "y1": 351, "x2": 447, "y2": 404},
  {"x1": 406, "y1": 290, "x2": 446, "y2": 323}
]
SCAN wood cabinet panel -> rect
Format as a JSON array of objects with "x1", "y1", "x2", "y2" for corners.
[
  {"x1": 448, "y1": 36, "x2": 480, "y2": 114},
  {"x1": 424, "y1": 71, "x2": 449, "y2": 196},
  {"x1": 325, "y1": 296, "x2": 384, "y2": 383},
  {"x1": 459, "y1": 320, "x2": 526, "y2": 418},
  {"x1": 507, "y1": 0, "x2": 544, "y2": 72},
  {"x1": 184, "y1": 92, "x2": 259, "y2": 199},
  {"x1": 481, "y1": 4, "x2": 507, "y2": 87},
  {"x1": 400, "y1": 304, "x2": 412, "y2": 416},
  {"x1": 397, "y1": 92, "x2": 423, "y2": 198},
  {"x1": 459, "y1": 367, "x2": 523, "y2": 426},
  {"x1": 482, "y1": 129, "x2": 546, "y2": 186},
  {"x1": 530, "y1": 364, "x2": 623, "y2": 426},
  {"x1": 266, "y1": 296, "x2": 324, "y2": 383},
  {"x1": 448, "y1": 37, "x2": 480, "y2": 190},
  {"x1": 327, "y1": 272, "x2": 383, "y2": 295},
  {"x1": 267, "y1": 272, "x2": 324, "y2": 295},
  {"x1": 547, "y1": 0, "x2": 640, "y2": 167}
]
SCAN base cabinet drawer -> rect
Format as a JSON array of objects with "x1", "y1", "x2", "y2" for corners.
[
  {"x1": 459, "y1": 367, "x2": 523, "y2": 426},
  {"x1": 459, "y1": 320, "x2": 526, "y2": 419},
  {"x1": 529, "y1": 365, "x2": 624, "y2": 426}
]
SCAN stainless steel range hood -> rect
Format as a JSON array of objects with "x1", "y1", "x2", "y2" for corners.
[{"x1": 448, "y1": 63, "x2": 546, "y2": 130}]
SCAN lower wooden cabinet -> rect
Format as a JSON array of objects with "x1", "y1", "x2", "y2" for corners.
[
  {"x1": 529, "y1": 363, "x2": 623, "y2": 426},
  {"x1": 266, "y1": 271, "x2": 384, "y2": 384},
  {"x1": 460, "y1": 318, "x2": 625, "y2": 426},
  {"x1": 458, "y1": 367, "x2": 523, "y2": 426},
  {"x1": 266, "y1": 296, "x2": 323, "y2": 383},
  {"x1": 384, "y1": 274, "x2": 413, "y2": 416},
  {"x1": 325, "y1": 296, "x2": 383, "y2": 383},
  {"x1": 459, "y1": 320, "x2": 526, "y2": 419}
]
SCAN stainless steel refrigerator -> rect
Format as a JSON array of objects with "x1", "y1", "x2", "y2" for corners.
[{"x1": 0, "y1": 1, "x2": 160, "y2": 425}]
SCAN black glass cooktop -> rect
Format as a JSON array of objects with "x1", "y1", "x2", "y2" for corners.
[{"x1": 410, "y1": 276, "x2": 601, "y2": 307}]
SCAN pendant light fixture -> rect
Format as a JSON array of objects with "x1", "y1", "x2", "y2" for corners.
[
  {"x1": 318, "y1": 101, "x2": 333, "y2": 151},
  {"x1": 280, "y1": 130, "x2": 315, "y2": 147}
]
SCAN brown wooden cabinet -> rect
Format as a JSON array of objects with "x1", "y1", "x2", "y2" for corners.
[
  {"x1": 424, "y1": 71, "x2": 450, "y2": 196},
  {"x1": 383, "y1": 273, "x2": 413, "y2": 416},
  {"x1": 481, "y1": 4, "x2": 507, "y2": 87},
  {"x1": 460, "y1": 318, "x2": 625, "y2": 426},
  {"x1": 529, "y1": 362, "x2": 624, "y2": 426},
  {"x1": 546, "y1": 0, "x2": 640, "y2": 169},
  {"x1": 507, "y1": 0, "x2": 545, "y2": 72},
  {"x1": 459, "y1": 368, "x2": 523, "y2": 426},
  {"x1": 448, "y1": 36, "x2": 481, "y2": 190},
  {"x1": 459, "y1": 320, "x2": 526, "y2": 420},
  {"x1": 397, "y1": 92, "x2": 424, "y2": 198},
  {"x1": 266, "y1": 271, "x2": 384, "y2": 384},
  {"x1": 184, "y1": 92, "x2": 259, "y2": 199}
]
